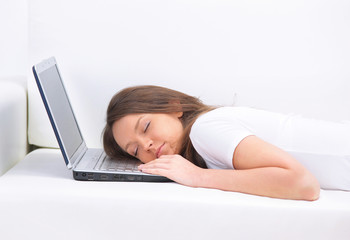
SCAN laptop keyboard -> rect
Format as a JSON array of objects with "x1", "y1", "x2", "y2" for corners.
[{"x1": 95, "y1": 154, "x2": 141, "y2": 173}]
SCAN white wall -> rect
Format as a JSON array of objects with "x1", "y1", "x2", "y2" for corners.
[
  {"x1": 0, "y1": 0, "x2": 28, "y2": 85},
  {"x1": 27, "y1": 0, "x2": 350, "y2": 148}
]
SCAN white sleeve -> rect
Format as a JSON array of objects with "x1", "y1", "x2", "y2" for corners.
[{"x1": 189, "y1": 108, "x2": 253, "y2": 169}]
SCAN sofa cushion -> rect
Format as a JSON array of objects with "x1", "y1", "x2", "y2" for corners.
[
  {"x1": 0, "y1": 148, "x2": 349, "y2": 240},
  {"x1": 0, "y1": 81, "x2": 27, "y2": 175}
]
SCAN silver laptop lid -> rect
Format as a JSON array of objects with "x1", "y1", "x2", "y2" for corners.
[{"x1": 32, "y1": 57, "x2": 87, "y2": 169}]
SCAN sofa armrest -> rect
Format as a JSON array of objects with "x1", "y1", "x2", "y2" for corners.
[{"x1": 0, "y1": 81, "x2": 27, "y2": 176}]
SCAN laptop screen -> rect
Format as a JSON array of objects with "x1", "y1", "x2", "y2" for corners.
[{"x1": 37, "y1": 64, "x2": 84, "y2": 162}]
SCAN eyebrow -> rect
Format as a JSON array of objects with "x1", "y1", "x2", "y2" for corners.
[{"x1": 124, "y1": 115, "x2": 145, "y2": 152}]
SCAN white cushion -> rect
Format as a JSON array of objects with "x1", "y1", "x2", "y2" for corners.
[
  {"x1": 0, "y1": 149, "x2": 349, "y2": 240},
  {"x1": 0, "y1": 81, "x2": 27, "y2": 175}
]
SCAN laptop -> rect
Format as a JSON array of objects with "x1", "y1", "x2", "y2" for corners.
[{"x1": 32, "y1": 57, "x2": 170, "y2": 182}]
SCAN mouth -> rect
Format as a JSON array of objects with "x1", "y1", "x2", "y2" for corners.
[{"x1": 156, "y1": 143, "x2": 165, "y2": 158}]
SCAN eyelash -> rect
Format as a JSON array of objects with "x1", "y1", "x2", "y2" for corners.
[
  {"x1": 144, "y1": 121, "x2": 150, "y2": 132},
  {"x1": 134, "y1": 121, "x2": 151, "y2": 156}
]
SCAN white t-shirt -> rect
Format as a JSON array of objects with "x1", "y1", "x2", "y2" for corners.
[{"x1": 190, "y1": 106, "x2": 350, "y2": 190}]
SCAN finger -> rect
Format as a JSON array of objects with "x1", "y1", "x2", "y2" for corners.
[
  {"x1": 140, "y1": 166, "x2": 169, "y2": 177},
  {"x1": 158, "y1": 154, "x2": 178, "y2": 159},
  {"x1": 142, "y1": 158, "x2": 171, "y2": 167},
  {"x1": 139, "y1": 161, "x2": 171, "y2": 171}
]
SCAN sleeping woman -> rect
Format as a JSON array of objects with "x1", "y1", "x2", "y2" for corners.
[{"x1": 103, "y1": 85, "x2": 350, "y2": 201}]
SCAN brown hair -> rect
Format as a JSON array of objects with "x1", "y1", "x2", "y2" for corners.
[{"x1": 103, "y1": 85, "x2": 214, "y2": 168}]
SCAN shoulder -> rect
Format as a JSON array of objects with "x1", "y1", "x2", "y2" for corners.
[
  {"x1": 192, "y1": 106, "x2": 252, "y2": 130},
  {"x1": 193, "y1": 106, "x2": 289, "y2": 133},
  {"x1": 189, "y1": 106, "x2": 255, "y2": 169},
  {"x1": 190, "y1": 106, "x2": 253, "y2": 139},
  {"x1": 195, "y1": 106, "x2": 245, "y2": 121},
  {"x1": 191, "y1": 107, "x2": 231, "y2": 134}
]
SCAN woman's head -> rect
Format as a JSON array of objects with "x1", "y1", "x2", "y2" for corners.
[
  {"x1": 103, "y1": 85, "x2": 212, "y2": 167},
  {"x1": 113, "y1": 111, "x2": 184, "y2": 163}
]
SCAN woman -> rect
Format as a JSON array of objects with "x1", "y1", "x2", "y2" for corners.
[{"x1": 103, "y1": 85, "x2": 350, "y2": 201}]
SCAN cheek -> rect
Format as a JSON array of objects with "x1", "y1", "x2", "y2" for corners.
[
  {"x1": 112, "y1": 125, "x2": 133, "y2": 151},
  {"x1": 138, "y1": 154, "x2": 155, "y2": 163}
]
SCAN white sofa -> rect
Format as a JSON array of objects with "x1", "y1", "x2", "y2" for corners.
[
  {"x1": 1, "y1": 1, "x2": 350, "y2": 239},
  {"x1": 0, "y1": 81, "x2": 27, "y2": 176},
  {"x1": 1, "y1": 81, "x2": 350, "y2": 240}
]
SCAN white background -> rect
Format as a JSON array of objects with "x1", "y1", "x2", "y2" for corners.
[
  {"x1": 1, "y1": 0, "x2": 350, "y2": 148},
  {"x1": 0, "y1": 0, "x2": 27, "y2": 84}
]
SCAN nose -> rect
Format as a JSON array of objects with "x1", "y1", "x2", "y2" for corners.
[{"x1": 141, "y1": 138, "x2": 154, "y2": 152}]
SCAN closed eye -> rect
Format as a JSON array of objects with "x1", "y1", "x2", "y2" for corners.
[
  {"x1": 134, "y1": 146, "x2": 139, "y2": 157},
  {"x1": 133, "y1": 121, "x2": 150, "y2": 156},
  {"x1": 144, "y1": 121, "x2": 150, "y2": 132}
]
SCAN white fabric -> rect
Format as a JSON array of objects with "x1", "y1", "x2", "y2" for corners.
[
  {"x1": 0, "y1": 149, "x2": 350, "y2": 240},
  {"x1": 190, "y1": 107, "x2": 350, "y2": 190},
  {"x1": 0, "y1": 81, "x2": 27, "y2": 175}
]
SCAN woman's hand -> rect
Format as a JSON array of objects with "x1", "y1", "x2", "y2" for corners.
[{"x1": 138, "y1": 155, "x2": 203, "y2": 187}]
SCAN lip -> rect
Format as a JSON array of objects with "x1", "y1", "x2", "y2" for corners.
[{"x1": 156, "y1": 143, "x2": 165, "y2": 158}]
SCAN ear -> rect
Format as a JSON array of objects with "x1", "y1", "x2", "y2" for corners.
[
  {"x1": 169, "y1": 99, "x2": 183, "y2": 118},
  {"x1": 175, "y1": 111, "x2": 183, "y2": 118}
]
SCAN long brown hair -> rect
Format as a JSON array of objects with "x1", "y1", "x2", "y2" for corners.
[{"x1": 103, "y1": 85, "x2": 214, "y2": 168}]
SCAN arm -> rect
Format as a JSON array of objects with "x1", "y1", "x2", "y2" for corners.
[
  {"x1": 139, "y1": 136, "x2": 320, "y2": 201},
  {"x1": 200, "y1": 136, "x2": 320, "y2": 200}
]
